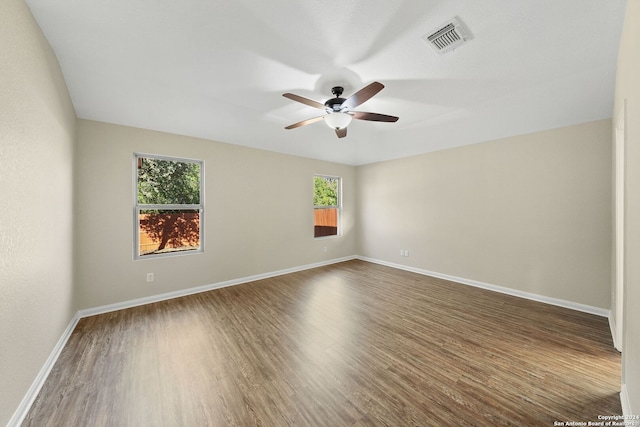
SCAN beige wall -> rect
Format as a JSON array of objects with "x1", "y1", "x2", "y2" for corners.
[
  {"x1": 357, "y1": 120, "x2": 612, "y2": 309},
  {"x1": 0, "y1": 0, "x2": 77, "y2": 424},
  {"x1": 2, "y1": 0, "x2": 629, "y2": 421},
  {"x1": 75, "y1": 120, "x2": 357, "y2": 309},
  {"x1": 614, "y1": 0, "x2": 640, "y2": 415}
]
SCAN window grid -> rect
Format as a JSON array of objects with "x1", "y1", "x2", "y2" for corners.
[
  {"x1": 134, "y1": 153, "x2": 204, "y2": 259},
  {"x1": 314, "y1": 175, "x2": 341, "y2": 238}
]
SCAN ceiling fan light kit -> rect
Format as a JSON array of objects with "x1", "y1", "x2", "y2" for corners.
[
  {"x1": 283, "y1": 81, "x2": 399, "y2": 139},
  {"x1": 324, "y1": 112, "x2": 352, "y2": 130}
]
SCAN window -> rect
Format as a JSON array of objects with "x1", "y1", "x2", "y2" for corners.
[
  {"x1": 134, "y1": 154, "x2": 204, "y2": 258},
  {"x1": 314, "y1": 175, "x2": 340, "y2": 238}
]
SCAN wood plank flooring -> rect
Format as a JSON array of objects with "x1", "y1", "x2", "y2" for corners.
[{"x1": 23, "y1": 260, "x2": 621, "y2": 426}]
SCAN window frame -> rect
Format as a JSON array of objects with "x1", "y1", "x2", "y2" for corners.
[
  {"x1": 313, "y1": 174, "x2": 341, "y2": 239},
  {"x1": 133, "y1": 153, "x2": 205, "y2": 260}
]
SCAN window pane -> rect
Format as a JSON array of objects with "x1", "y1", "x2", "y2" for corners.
[
  {"x1": 137, "y1": 158, "x2": 201, "y2": 205},
  {"x1": 314, "y1": 176, "x2": 338, "y2": 207},
  {"x1": 139, "y1": 209, "x2": 200, "y2": 256},
  {"x1": 314, "y1": 207, "x2": 338, "y2": 237}
]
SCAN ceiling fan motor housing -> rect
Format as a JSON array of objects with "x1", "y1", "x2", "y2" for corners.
[
  {"x1": 325, "y1": 86, "x2": 347, "y2": 112},
  {"x1": 325, "y1": 97, "x2": 347, "y2": 112}
]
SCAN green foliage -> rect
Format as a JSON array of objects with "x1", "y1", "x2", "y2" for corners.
[
  {"x1": 137, "y1": 157, "x2": 202, "y2": 254},
  {"x1": 314, "y1": 176, "x2": 338, "y2": 207},
  {"x1": 137, "y1": 158, "x2": 200, "y2": 205}
]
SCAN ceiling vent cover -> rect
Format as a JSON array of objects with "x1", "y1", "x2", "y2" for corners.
[{"x1": 423, "y1": 17, "x2": 472, "y2": 54}]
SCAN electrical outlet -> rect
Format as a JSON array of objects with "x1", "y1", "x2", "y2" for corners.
[
  {"x1": 146, "y1": 272, "x2": 154, "y2": 283},
  {"x1": 405, "y1": 250, "x2": 409, "y2": 257},
  {"x1": 323, "y1": 246, "x2": 328, "y2": 253}
]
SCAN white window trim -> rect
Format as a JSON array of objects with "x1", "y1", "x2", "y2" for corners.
[
  {"x1": 313, "y1": 174, "x2": 341, "y2": 239},
  {"x1": 133, "y1": 153, "x2": 205, "y2": 260}
]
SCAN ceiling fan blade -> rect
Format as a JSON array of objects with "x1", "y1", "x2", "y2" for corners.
[
  {"x1": 351, "y1": 111, "x2": 399, "y2": 122},
  {"x1": 282, "y1": 93, "x2": 326, "y2": 110},
  {"x1": 335, "y1": 127, "x2": 347, "y2": 138},
  {"x1": 284, "y1": 116, "x2": 325, "y2": 129},
  {"x1": 342, "y1": 81, "x2": 385, "y2": 110}
]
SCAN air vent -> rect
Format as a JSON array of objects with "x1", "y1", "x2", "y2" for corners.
[{"x1": 422, "y1": 17, "x2": 472, "y2": 54}]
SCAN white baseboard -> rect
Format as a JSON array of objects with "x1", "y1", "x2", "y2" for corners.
[
  {"x1": 357, "y1": 256, "x2": 611, "y2": 318},
  {"x1": 621, "y1": 384, "x2": 633, "y2": 417},
  {"x1": 7, "y1": 313, "x2": 81, "y2": 427},
  {"x1": 9, "y1": 256, "x2": 354, "y2": 427},
  {"x1": 358, "y1": 257, "x2": 630, "y2": 412},
  {"x1": 10, "y1": 254, "x2": 616, "y2": 426},
  {"x1": 609, "y1": 313, "x2": 623, "y2": 352},
  {"x1": 78, "y1": 256, "x2": 357, "y2": 318}
]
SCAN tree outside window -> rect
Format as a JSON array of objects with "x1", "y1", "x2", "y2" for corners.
[
  {"x1": 314, "y1": 175, "x2": 340, "y2": 238},
  {"x1": 135, "y1": 154, "x2": 204, "y2": 258}
]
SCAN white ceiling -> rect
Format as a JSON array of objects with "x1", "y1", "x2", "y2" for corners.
[{"x1": 26, "y1": 0, "x2": 626, "y2": 165}]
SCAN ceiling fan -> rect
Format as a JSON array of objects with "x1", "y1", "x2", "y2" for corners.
[{"x1": 282, "y1": 81, "x2": 399, "y2": 138}]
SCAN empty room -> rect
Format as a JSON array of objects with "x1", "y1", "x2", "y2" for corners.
[{"x1": 1, "y1": 0, "x2": 639, "y2": 426}]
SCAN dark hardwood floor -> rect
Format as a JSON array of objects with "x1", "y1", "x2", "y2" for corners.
[{"x1": 23, "y1": 260, "x2": 621, "y2": 426}]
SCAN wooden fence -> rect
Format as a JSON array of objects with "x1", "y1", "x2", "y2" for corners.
[
  {"x1": 314, "y1": 208, "x2": 338, "y2": 237},
  {"x1": 139, "y1": 212, "x2": 200, "y2": 255},
  {"x1": 140, "y1": 209, "x2": 336, "y2": 251}
]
